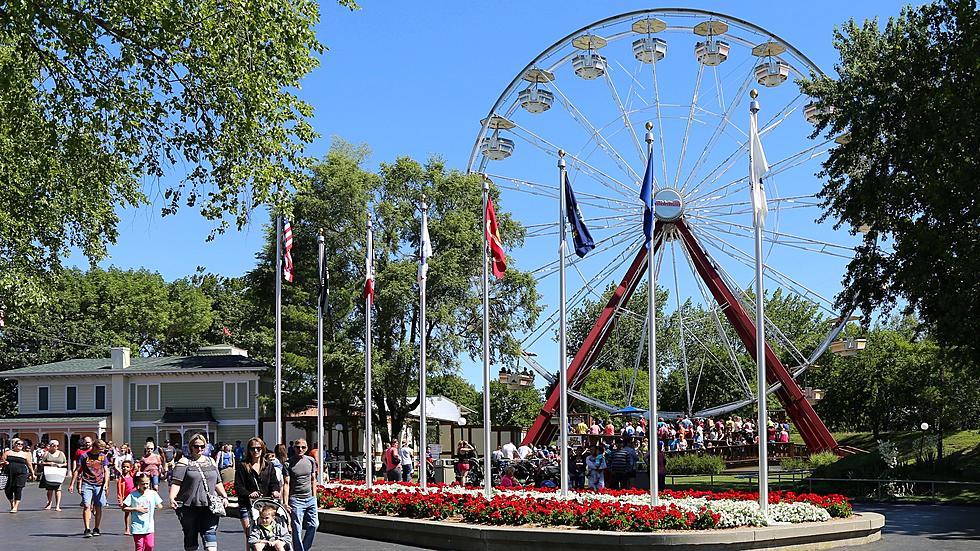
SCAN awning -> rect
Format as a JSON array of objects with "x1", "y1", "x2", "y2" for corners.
[{"x1": 406, "y1": 396, "x2": 473, "y2": 424}]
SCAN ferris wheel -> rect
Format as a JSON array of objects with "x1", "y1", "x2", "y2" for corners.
[{"x1": 466, "y1": 9, "x2": 857, "y2": 452}]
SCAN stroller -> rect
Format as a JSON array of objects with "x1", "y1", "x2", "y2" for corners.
[{"x1": 247, "y1": 497, "x2": 291, "y2": 551}]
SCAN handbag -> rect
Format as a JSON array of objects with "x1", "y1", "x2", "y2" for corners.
[
  {"x1": 0, "y1": 469, "x2": 8, "y2": 491},
  {"x1": 194, "y1": 458, "x2": 227, "y2": 517}
]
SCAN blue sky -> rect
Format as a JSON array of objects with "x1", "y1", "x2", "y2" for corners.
[{"x1": 71, "y1": 1, "x2": 919, "y2": 388}]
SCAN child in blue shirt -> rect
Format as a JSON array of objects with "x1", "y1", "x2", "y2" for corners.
[{"x1": 121, "y1": 474, "x2": 163, "y2": 551}]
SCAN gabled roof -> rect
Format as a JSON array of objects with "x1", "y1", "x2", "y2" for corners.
[{"x1": 2, "y1": 354, "x2": 269, "y2": 377}]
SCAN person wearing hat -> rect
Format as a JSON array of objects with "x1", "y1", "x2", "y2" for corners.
[{"x1": 139, "y1": 442, "x2": 163, "y2": 491}]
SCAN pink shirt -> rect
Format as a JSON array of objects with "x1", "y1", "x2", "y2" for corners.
[
  {"x1": 140, "y1": 453, "x2": 161, "y2": 476},
  {"x1": 118, "y1": 474, "x2": 136, "y2": 501}
]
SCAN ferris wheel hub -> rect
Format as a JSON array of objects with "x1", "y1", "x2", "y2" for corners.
[{"x1": 653, "y1": 188, "x2": 685, "y2": 222}]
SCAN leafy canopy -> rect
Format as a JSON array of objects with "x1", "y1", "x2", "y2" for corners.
[
  {"x1": 800, "y1": 0, "x2": 980, "y2": 360},
  {"x1": 0, "y1": 0, "x2": 354, "y2": 310},
  {"x1": 241, "y1": 142, "x2": 541, "y2": 443}
]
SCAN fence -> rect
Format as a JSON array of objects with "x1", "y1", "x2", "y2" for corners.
[{"x1": 805, "y1": 477, "x2": 980, "y2": 500}]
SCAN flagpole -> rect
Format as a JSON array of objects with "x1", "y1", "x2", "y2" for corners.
[
  {"x1": 645, "y1": 122, "x2": 659, "y2": 507},
  {"x1": 557, "y1": 150, "x2": 570, "y2": 498},
  {"x1": 275, "y1": 215, "x2": 284, "y2": 447},
  {"x1": 365, "y1": 217, "x2": 374, "y2": 489},
  {"x1": 481, "y1": 178, "x2": 492, "y2": 499},
  {"x1": 419, "y1": 199, "x2": 429, "y2": 490},
  {"x1": 317, "y1": 229, "x2": 326, "y2": 483},
  {"x1": 750, "y1": 89, "x2": 769, "y2": 517}
]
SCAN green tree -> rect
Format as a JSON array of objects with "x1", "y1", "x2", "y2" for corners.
[
  {"x1": 243, "y1": 142, "x2": 540, "y2": 444},
  {"x1": 0, "y1": 267, "x2": 215, "y2": 415},
  {"x1": 800, "y1": 0, "x2": 980, "y2": 361},
  {"x1": 0, "y1": 0, "x2": 356, "y2": 313},
  {"x1": 478, "y1": 381, "x2": 542, "y2": 428},
  {"x1": 428, "y1": 374, "x2": 480, "y2": 415}
]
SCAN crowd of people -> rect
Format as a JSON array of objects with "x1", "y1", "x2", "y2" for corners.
[
  {"x1": 570, "y1": 414, "x2": 792, "y2": 451},
  {"x1": 0, "y1": 434, "x2": 324, "y2": 551},
  {"x1": 481, "y1": 414, "x2": 793, "y2": 491}
]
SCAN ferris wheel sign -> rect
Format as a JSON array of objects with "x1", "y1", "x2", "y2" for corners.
[{"x1": 653, "y1": 188, "x2": 684, "y2": 222}]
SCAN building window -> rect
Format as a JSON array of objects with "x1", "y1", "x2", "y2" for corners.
[
  {"x1": 224, "y1": 382, "x2": 250, "y2": 409},
  {"x1": 133, "y1": 383, "x2": 160, "y2": 411},
  {"x1": 38, "y1": 386, "x2": 49, "y2": 411},
  {"x1": 95, "y1": 385, "x2": 107, "y2": 410},
  {"x1": 66, "y1": 386, "x2": 77, "y2": 411}
]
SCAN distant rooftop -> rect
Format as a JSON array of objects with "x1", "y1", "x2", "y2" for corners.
[{"x1": 2, "y1": 345, "x2": 268, "y2": 377}]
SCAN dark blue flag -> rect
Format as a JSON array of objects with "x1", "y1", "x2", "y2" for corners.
[
  {"x1": 640, "y1": 150, "x2": 655, "y2": 247},
  {"x1": 564, "y1": 174, "x2": 595, "y2": 258}
]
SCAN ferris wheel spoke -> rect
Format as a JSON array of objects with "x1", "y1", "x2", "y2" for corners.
[
  {"x1": 521, "y1": 235, "x2": 644, "y2": 348},
  {"x1": 650, "y1": 56, "x2": 669, "y2": 185},
  {"x1": 687, "y1": 139, "x2": 833, "y2": 207},
  {"x1": 672, "y1": 62, "x2": 706, "y2": 188},
  {"x1": 530, "y1": 224, "x2": 640, "y2": 278},
  {"x1": 544, "y1": 78, "x2": 642, "y2": 183},
  {"x1": 678, "y1": 240, "x2": 755, "y2": 397},
  {"x1": 680, "y1": 317, "x2": 748, "y2": 400},
  {"x1": 688, "y1": 223, "x2": 839, "y2": 314},
  {"x1": 689, "y1": 216, "x2": 857, "y2": 259},
  {"x1": 487, "y1": 172, "x2": 641, "y2": 212},
  {"x1": 680, "y1": 64, "x2": 757, "y2": 193},
  {"x1": 525, "y1": 219, "x2": 637, "y2": 240},
  {"x1": 687, "y1": 193, "x2": 820, "y2": 213},
  {"x1": 684, "y1": 227, "x2": 812, "y2": 366},
  {"x1": 671, "y1": 241, "x2": 693, "y2": 414},
  {"x1": 506, "y1": 122, "x2": 636, "y2": 200},
  {"x1": 602, "y1": 65, "x2": 646, "y2": 161},
  {"x1": 682, "y1": 91, "x2": 808, "y2": 199}
]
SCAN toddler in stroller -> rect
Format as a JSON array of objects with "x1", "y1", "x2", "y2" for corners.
[{"x1": 248, "y1": 498, "x2": 291, "y2": 551}]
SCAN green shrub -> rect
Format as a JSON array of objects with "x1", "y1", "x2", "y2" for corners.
[
  {"x1": 809, "y1": 451, "x2": 840, "y2": 469},
  {"x1": 781, "y1": 457, "x2": 810, "y2": 471},
  {"x1": 666, "y1": 453, "x2": 726, "y2": 475}
]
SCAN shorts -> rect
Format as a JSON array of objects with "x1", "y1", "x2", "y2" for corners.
[
  {"x1": 148, "y1": 474, "x2": 160, "y2": 486},
  {"x1": 80, "y1": 482, "x2": 107, "y2": 507}
]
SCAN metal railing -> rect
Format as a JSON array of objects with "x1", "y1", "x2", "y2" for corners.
[{"x1": 805, "y1": 477, "x2": 980, "y2": 499}]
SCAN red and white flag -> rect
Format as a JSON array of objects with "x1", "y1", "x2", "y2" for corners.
[
  {"x1": 282, "y1": 218, "x2": 295, "y2": 283},
  {"x1": 363, "y1": 222, "x2": 375, "y2": 303},
  {"x1": 485, "y1": 196, "x2": 507, "y2": 278}
]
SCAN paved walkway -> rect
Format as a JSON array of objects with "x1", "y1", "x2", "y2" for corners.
[{"x1": 0, "y1": 484, "x2": 975, "y2": 550}]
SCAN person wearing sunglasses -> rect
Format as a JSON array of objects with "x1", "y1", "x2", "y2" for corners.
[
  {"x1": 1, "y1": 438, "x2": 36, "y2": 513},
  {"x1": 169, "y1": 433, "x2": 229, "y2": 551},
  {"x1": 234, "y1": 437, "x2": 281, "y2": 549},
  {"x1": 283, "y1": 438, "x2": 319, "y2": 551}
]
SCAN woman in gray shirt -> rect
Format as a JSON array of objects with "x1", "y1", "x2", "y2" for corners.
[{"x1": 169, "y1": 433, "x2": 229, "y2": 550}]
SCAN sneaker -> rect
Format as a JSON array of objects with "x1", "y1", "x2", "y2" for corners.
[
  {"x1": 83, "y1": 529, "x2": 92, "y2": 538},
  {"x1": 92, "y1": 529, "x2": 101, "y2": 537}
]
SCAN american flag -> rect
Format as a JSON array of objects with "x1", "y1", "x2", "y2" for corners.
[{"x1": 283, "y1": 218, "x2": 295, "y2": 283}]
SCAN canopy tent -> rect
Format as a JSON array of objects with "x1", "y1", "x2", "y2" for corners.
[{"x1": 406, "y1": 396, "x2": 475, "y2": 424}]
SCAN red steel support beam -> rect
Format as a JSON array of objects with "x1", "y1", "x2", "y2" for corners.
[
  {"x1": 523, "y1": 222, "x2": 665, "y2": 446},
  {"x1": 675, "y1": 219, "x2": 838, "y2": 453}
]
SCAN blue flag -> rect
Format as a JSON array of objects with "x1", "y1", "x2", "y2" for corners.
[
  {"x1": 640, "y1": 150, "x2": 655, "y2": 246},
  {"x1": 564, "y1": 174, "x2": 595, "y2": 258}
]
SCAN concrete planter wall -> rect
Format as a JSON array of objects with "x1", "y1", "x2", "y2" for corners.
[{"x1": 317, "y1": 508, "x2": 885, "y2": 551}]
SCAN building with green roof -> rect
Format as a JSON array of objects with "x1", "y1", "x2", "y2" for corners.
[{"x1": 0, "y1": 344, "x2": 271, "y2": 452}]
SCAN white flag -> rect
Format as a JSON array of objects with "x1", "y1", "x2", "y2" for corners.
[
  {"x1": 418, "y1": 208, "x2": 433, "y2": 283},
  {"x1": 749, "y1": 109, "x2": 770, "y2": 227}
]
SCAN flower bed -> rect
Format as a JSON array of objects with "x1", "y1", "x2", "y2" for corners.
[{"x1": 313, "y1": 481, "x2": 852, "y2": 533}]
